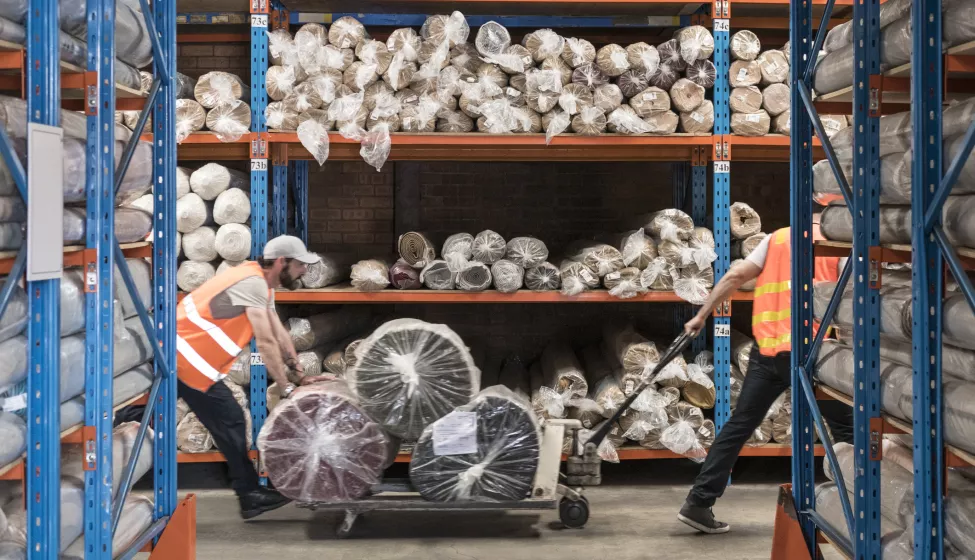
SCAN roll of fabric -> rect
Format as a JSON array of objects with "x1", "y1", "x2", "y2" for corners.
[
  {"x1": 593, "y1": 84, "x2": 624, "y2": 113},
  {"x1": 410, "y1": 387, "x2": 540, "y2": 502},
  {"x1": 730, "y1": 202, "x2": 762, "y2": 239},
  {"x1": 729, "y1": 60, "x2": 761, "y2": 88},
  {"x1": 206, "y1": 100, "x2": 252, "y2": 142},
  {"x1": 389, "y1": 259, "x2": 422, "y2": 289},
  {"x1": 420, "y1": 260, "x2": 455, "y2": 290},
  {"x1": 772, "y1": 110, "x2": 791, "y2": 135},
  {"x1": 177, "y1": 413, "x2": 214, "y2": 453},
  {"x1": 731, "y1": 110, "x2": 771, "y2": 136},
  {"x1": 397, "y1": 231, "x2": 437, "y2": 269},
  {"x1": 670, "y1": 78, "x2": 705, "y2": 113},
  {"x1": 300, "y1": 253, "x2": 353, "y2": 289},
  {"x1": 195, "y1": 71, "x2": 250, "y2": 109},
  {"x1": 215, "y1": 223, "x2": 251, "y2": 262},
  {"x1": 680, "y1": 100, "x2": 713, "y2": 134},
  {"x1": 641, "y1": 208, "x2": 694, "y2": 242},
  {"x1": 562, "y1": 37, "x2": 596, "y2": 68},
  {"x1": 441, "y1": 232, "x2": 474, "y2": 264},
  {"x1": 602, "y1": 322, "x2": 659, "y2": 394},
  {"x1": 558, "y1": 259, "x2": 598, "y2": 296},
  {"x1": 491, "y1": 259, "x2": 524, "y2": 293},
  {"x1": 259, "y1": 382, "x2": 392, "y2": 503},
  {"x1": 732, "y1": 233, "x2": 766, "y2": 259},
  {"x1": 757, "y1": 50, "x2": 789, "y2": 84},
  {"x1": 351, "y1": 259, "x2": 391, "y2": 291},
  {"x1": 181, "y1": 226, "x2": 217, "y2": 262},
  {"x1": 730, "y1": 86, "x2": 763, "y2": 113},
  {"x1": 603, "y1": 267, "x2": 645, "y2": 299},
  {"x1": 762, "y1": 83, "x2": 790, "y2": 117},
  {"x1": 640, "y1": 256, "x2": 676, "y2": 290},
  {"x1": 541, "y1": 342, "x2": 588, "y2": 404},
  {"x1": 190, "y1": 163, "x2": 248, "y2": 201},
  {"x1": 287, "y1": 308, "x2": 372, "y2": 353},
  {"x1": 628, "y1": 86, "x2": 670, "y2": 117},
  {"x1": 675, "y1": 25, "x2": 714, "y2": 64},
  {"x1": 564, "y1": 241, "x2": 625, "y2": 277},
  {"x1": 524, "y1": 262, "x2": 560, "y2": 291},
  {"x1": 456, "y1": 261, "x2": 492, "y2": 292},
  {"x1": 505, "y1": 237, "x2": 549, "y2": 268},
  {"x1": 176, "y1": 260, "x2": 215, "y2": 292},
  {"x1": 212, "y1": 187, "x2": 250, "y2": 225},
  {"x1": 346, "y1": 318, "x2": 479, "y2": 439},
  {"x1": 731, "y1": 30, "x2": 762, "y2": 61}
]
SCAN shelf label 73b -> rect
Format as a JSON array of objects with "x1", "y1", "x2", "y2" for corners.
[
  {"x1": 251, "y1": 14, "x2": 268, "y2": 27},
  {"x1": 713, "y1": 19, "x2": 730, "y2": 32},
  {"x1": 714, "y1": 324, "x2": 731, "y2": 338},
  {"x1": 251, "y1": 158, "x2": 268, "y2": 172},
  {"x1": 713, "y1": 161, "x2": 730, "y2": 174}
]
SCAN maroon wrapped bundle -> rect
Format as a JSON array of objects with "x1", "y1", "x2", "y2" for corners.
[
  {"x1": 257, "y1": 382, "x2": 394, "y2": 503},
  {"x1": 389, "y1": 259, "x2": 422, "y2": 289}
]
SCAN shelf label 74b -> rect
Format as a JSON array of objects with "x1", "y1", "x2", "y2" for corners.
[
  {"x1": 713, "y1": 161, "x2": 730, "y2": 174},
  {"x1": 251, "y1": 14, "x2": 268, "y2": 27}
]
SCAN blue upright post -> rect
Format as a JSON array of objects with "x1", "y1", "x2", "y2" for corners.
[
  {"x1": 291, "y1": 160, "x2": 308, "y2": 244},
  {"x1": 272, "y1": 157, "x2": 287, "y2": 237},
  {"x1": 851, "y1": 0, "x2": 883, "y2": 553},
  {"x1": 25, "y1": 0, "x2": 61, "y2": 553},
  {"x1": 691, "y1": 155, "x2": 708, "y2": 356},
  {"x1": 153, "y1": 0, "x2": 179, "y2": 527},
  {"x1": 711, "y1": 4, "x2": 731, "y2": 430},
  {"x1": 249, "y1": 0, "x2": 270, "y2": 481},
  {"x1": 911, "y1": 0, "x2": 945, "y2": 556},
  {"x1": 788, "y1": 0, "x2": 816, "y2": 551}
]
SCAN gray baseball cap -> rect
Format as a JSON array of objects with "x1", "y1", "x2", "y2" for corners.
[{"x1": 263, "y1": 235, "x2": 320, "y2": 264}]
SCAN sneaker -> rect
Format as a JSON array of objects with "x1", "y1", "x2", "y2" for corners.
[
  {"x1": 239, "y1": 488, "x2": 291, "y2": 520},
  {"x1": 677, "y1": 502, "x2": 731, "y2": 534}
]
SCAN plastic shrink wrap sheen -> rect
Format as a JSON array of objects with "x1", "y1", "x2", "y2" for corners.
[
  {"x1": 680, "y1": 100, "x2": 713, "y2": 134},
  {"x1": 258, "y1": 382, "x2": 393, "y2": 503},
  {"x1": 581, "y1": 345, "x2": 625, "y2": 417},
  {"x1": 351, "y1": 259, "x2": 390, "y2": 291},
  {"x1": 288, "y1": 307, "x2": 372, "y2": 353},
  {"x1": 195, "y1": 71, "x2": 250, "y2": 109},
  {"x1": 491, "y1": 259, "x2": 524, "y2": 293},
  {"x1": 346, "y1": 318, "x2": 479, "y2": 439},
  {"x1": 177, "y1": 261, "x2": 214, "y2": 292},
  {"x1": 539, "y1": 342, "x2": 588, "y2": 415},
  {"x1": 601, "y1": 322, "x2": 658, "y2": 393},
  {"x1": 409, "y1": 387, "x2": 541, "y2": 502},
  {"x1": 731, "y1": 30, "x2": 761, "y2": 61},
  {"x1": 564, "y1": 241, "x2": 624, "y2": 277},
  {"x1": 559, "y1": 259, "x2": 598, "y2": 296},
  {"x1": 820, "y1": 197, "x2": 975, "y2": 251}
]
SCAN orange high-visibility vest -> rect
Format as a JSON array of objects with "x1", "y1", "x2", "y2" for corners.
[
  {"x1": 752, "y1": 227, "x2": 839, "y2": 357},
  {"x1": 176, "y1": 261, "x2": 268, "y2": 392}
]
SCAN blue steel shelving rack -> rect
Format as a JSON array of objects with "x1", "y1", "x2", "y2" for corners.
[
  {"x1": 0, "y1": 0, "x2": 184, "y2": 554},
  {"x1": 786, "y1": 0, "x2": 975, "y2": 556}
]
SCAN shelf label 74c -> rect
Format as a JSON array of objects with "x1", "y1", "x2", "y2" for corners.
[
  {"x1": 714, "y1": 324, "x2": 731, "y2": 338},
  {"x1": 713, "y1": 19, "x2": 730, "y2": 32},
  {"x1": 250, "y1": 353, "x2": 265, "y2": 366},
  {"x1": 251, "y1": 14, "x2": 268, "y2": 27},
  {"x1": 251, "y1": 158, "x2": 268, "y2": 172},
  {"x1": 713, "y1": 161, "x2": 730, "y2": 174}
]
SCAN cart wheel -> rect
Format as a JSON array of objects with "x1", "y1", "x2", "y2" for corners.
[
  {"x1": 559, "y1": 496, "x2": 589, "y2": 528},
  {"x1": 337, "y1": 510, "x2": 357, "y2": 538}
]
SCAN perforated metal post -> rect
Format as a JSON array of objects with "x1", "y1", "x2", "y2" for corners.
[
  {"x1": 25, "y1": 0, "x2": 61, "y2": 553},
  {"x1": 711, "y1": 8, "x2": 731, "y2": 430},
  {"x1": 291, "y1": 160, "x2": 308, "y2": 244},
  {"x1": 691, "y1": 154, "x2": 708, "y2": 356},
  {"x1": 911, "y1": 0, "x2": 945, "y2": 556},
  {"x1": 851, "y1": 0, "x2": 883, "y2": 554},
  {"x1": 272, "y1": 148, "x2": 288, "y2": 238}
]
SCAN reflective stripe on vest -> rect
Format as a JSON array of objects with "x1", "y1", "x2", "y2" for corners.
[
  {"x1": 752, "y1": 228, "x2": 793, "y2": 357},
  {"x1": 176, "y1": 261, "x2": 267, "y2": 392}
]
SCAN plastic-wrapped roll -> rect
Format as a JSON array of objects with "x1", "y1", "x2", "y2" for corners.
[
  {"x1": 259, "y1": 382, "x2": 392, "y2": 503},
  {"x1": 559, "y1": 259, "x2": 598, "y2": 296},
  {"x1": 731, "y1": 110, "x2": 771, "y2": 136},
  {"x1": 730, "y1": 60, "x2": 761, "y2": 88},
  {"x1": 287, "y1": 308, "x2": 372, "y2": 353},
  {"x1": 505, "y1": 237, "x2": 548, "y2": 268},
  {"x1": 686, "y1": 59, "x2": 716, "y2": 88},
  {"x1": 602, "y1": 323, "x2": 658, "y2": 393},
  {"x1": 328, "y1": 16, "x2": 367, "y2": 49},
  {"x1": 731, "y1": 30, "x2": 761, "y2": 61},
  {"x1": 603, "y1": 267, "x2": 645, "y2": 299},
  {"x1": 350, "y1": 259, "x2": 390, "y2": 291},
  {"x1": 674, "y1": 263, "x2": 714, "y2": 305},
  {"x1": 343, "y1": 61, "x2": 380, "y2": 93},
  {"x1": 441, "y1": 233, "x2": 474, "y2": 266},
  {"x1": 267, "y1": 28, "x2": 296, "y2": 66},
  {"x1": 680, "y1": 100, "x2": 713, "y2": 134},
  {"x1": 490, "y1": 259, "x2": 524, "y2": 293},
  {"x1": 299, "y1": 253, "x2": 352, "y2": 289},
  {"x1": 540, "y1": 342, "x2": 588, "y2": 404},
  {"x1": 181, "y1": 226, "x2": 217, "y2": 262},
  {"x1": 726, "y1": 203, "x2": 763, "y2": 241},
  {"x1": 629, "y1": 86, "x2": 670, "y2": 118},
  {"x1": 642, "y1": 208, "x2": 694, "y2": 242},
  {"x1": 761, "y1": 83, "x2": 790, "y2": 117},
  {"x1": 670, "y1": 78, "x2": 705, "y2": 113},
  {"x1": 347, "y1": 318, "x2": 478, "y2": 440},
  {"x1": 212, "y1": 188, "x2": 251, "y2": 225},
  {"x1": 387, "y1": 27, "x2": 421, "y2": 61},
  {"x1": 297, "y1": 108, "x2": 334, "y2": 131},
  {"x1": 593, "y1": 83, "x2": 623, "y2": 113},
  {"x1": 744, "y1": 417, "x2": 773, "y2": 446},
  {"x1": 496, "y1": 44, "x2": 534, "y2": 75},
  {"x1": 565, "y1": 241, "x2": 624, "y2": 277},
  {"x1": 383, "y1": 56, "x2": 418, "y2": 92},
  {"x1": 542, "y1": 108, "x2": 571, "y2": 141},
  {"x1": 468, "y1": 230, "x2": 505, "y2": 263},
  {"x1": 558, "y1": 83, "x2": 592, "y2": 115},
  {"x1": 190, "y1": 163, "x2": 247, "y2": 201},
  {"x1": 176, "y1": 194, "x2": 211, "y2": 234},
  {"x1": 177, "y1": 413, "x2": 214, "y2": 453},
  {"x1": 194, "y1": 72, "x2": 249, "y2": 109},
  {"x1": 523, "y1": 29, "x2": 565, "y2": 63},
  {"x1": 675, "y1": 26, "x2": 714, "y2": 64},
  {"x1": 475, "y1": 20, "x2": 510, "y2": 58},
  {"x1": 456, "y1": 261, "x2": 492, "y2": 292},
  {"x1": 397, "y1": 231, "x2": 437, "y2": 269},
  {"x1": 356, "y1": 40, "x2": 393, "y2": 76},
  {"x1": 214, "y1": 223, "x2": 250, "y2": 262},
  {"x1": 410, "y1": 387, "x2": 540, "y2": 502},
  {"x1": 571, "y1": 106, "x2": 607, "y2": 136},
  {"x1": 648, "y1": 62, "x2": 679, "y2": 91},
  {"x1": 604, "y1": 229, "x2": 656, "y2": 269},
  {"x1": 571, "y1": 62, "x2": 609, "y2": 90},
  {"x1": 436, "y1": 110, "x2": 475, "y2": 133},
  {"x1": 656, "y1": 38, "x2": 686, "y2": 72},
  {"x1": 176, "y1": 261, "x2": 215, "y2": 292},
  {"x1": 639, "y1": 110, "x2": 676, "y2": 134},
  {"x1": 625, "y1": 42, "x2": 659, "y2": 76},
  {"x1": 562, "y1": 37, "x2": 596, "y2": 69},
  {"x1": 640, "y1": 256, "x2": 676, "y2": 291},
  {"x1": 757, "y1": 50, "x2": 789, "y2": 85},
  {"x1": 818, "y1": 204, "x2": 912, "y2": 245},
  {"x1": 595, "y1": 43, "x2": 630, "y2": 77},
  {"x1": 175, "y1": 99, "x2": 205, "y2": 141},
  {"x1": 772, "y1": 110, "x2": 791, "y2": 135},
  {"x1": 59, "y1": 206, "x2": 150, "y2": 246},
  {"x1": 420, "y1": 260, "x2": 455, "y2": 290},
  {"x1": 266, "y1": 65, "x2": 297, "y2": 101},
  {"x1": 524, "y1": 262, "x2": 560, "y2": 291},
  {"x1": 206, "y1": 100, "x2": 252, "y2": 142},
  {"x1": 617, "y1": 69, "x2": 648, "y2": 99}
]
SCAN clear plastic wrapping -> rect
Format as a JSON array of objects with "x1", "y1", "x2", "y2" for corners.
[
  {"x1": 729, "y1": 60, "x2": 762, "y2": 88},
  {"x1": 687, "y1": 59, "x2": 716, "y2": 88},
  {"x1": 350, "y1": 259, "x2": 390, "y2": 292},
  {"x1": 194, "y1": 72, "x2": 249, "y2": 109},
  {"x1": 540, "y1": 342, "x2": 588, "y2": 406},
  {"x1": 409, "y1": 386, "x2": 540, "y2": 501},
  {"x1": 397, "y1": 231, "x2": 437, "y2": 269},
  {"x1": 675, "y1": 26, "x2": 714, "y2": 64},
  {"x1": 329, "y1": 16, "x2": 368, "y2": 49},
  {"x1": 297, "y1": 112, "x2": 331, "y2": 166},
  {"x1": 640, "y1": 256, "x2": 677, "y2": 290},
  {"x1": 674, "y1": 263, "x2": 714, "y2": 305},
  {"x1": 177, "y1": 413, "x2": 214, "y2": 453},
  {"x1": 626, "y1": 42, "x2": 660, "y2": 76},
  {"x1": 670, "y1": 78, "x2": 705, "y2": 113},
  {"x1": 387, "y1": 27, "x2": 421, "y2": 62},
  {"x1": 730, "y1": 202, "x2": 762, "y2": 240},
  {"x1": 175, "y1": 99, "x2": 206, "y2": 142},
  {"x1": 524, "y1": 262, "x2": 560, "y2": 291},
  {"x1": 602, "y1": 322, "x2": 658, "y2": 393},
  {"x1": 558, "y1": 83, "x2": 592, "y2": 115},
  {"x1": 347, "y1": 318, "x2": 479, "y2": 439},
  {"x1": 642, "y1": 208, "x2": 694, "y2": 242},
  {"x1": 731, "y1": 110, "x2": 771, "y2": 136},
  {"x1": 542, "y1": 108, "x2": 571, "y2": 144},
  {"x1": 456, "y1": 261, "x2": 492, "y2": 292},
  {"x1": 731, "y1": 30, "x2": 762, "y2": 61},
  {"x1": 595, "y1": 43, "x2": 630, "y2": 77},
  {"x1": 258, "y1": 382, "x2": 393, "y2": 503},
  {"x1": 564, "y1": 240, "x2": 625, "y2": 277},
  {"x1": 593, "y1": 83, "x2": 623, "y2": 113},
  {"x1": 491, "y1": 259, "x2": 524, "y2": 293},
  {"x1": 617, "y1": 69, "x2": 649, "y2": 99},
  {"x1": 628, "y1": 86, "x2": 670, "y2": 118},
  {"x1": 660, "y1": 403, "x2": 707, "y2": 461},
  {"x1": 523, "y1": 29, "x2": 564, "y2": 63},
  {"x1": 266, "y1": 65, "x2": 297, "y2": 101},
  {"x1": 287, "y1": 308, "x2": 373, "y2": 353},
  {"x1": 607, "y1": 105, "x2": 652, "y2": 135},
  {"x1": 181, "y1": 226, "x2": 216, "y2": 262},
  {"x1": 505, "y1": 236, "x2": 549, "y2": 268},
  {"x1": 680, "y1": 100, "x2": 713, "y2": 134},
  {"x1": 603, "y1": 267, "x2": 646, "y2": 299},
  {"x1": 761, "y1": 83, "x2": 790, "y2": 117},
  {"x1": 562, "y1": 37, "x2": 596, "y2": 69},
  {"x1": 176, "y1": 260, "x2": 214, "y2": 292},
  {"x1": 757, "y1": 50, "x2": 789, "y2": 85},
  {"x1": 607, "y1": 229, "x2": 657, "y2": 268},
  {"x1": 388, "y1": 259, "x2": 422, "y2": 289},
  {"x1": 214, "y1": 223, "x2": 251, "y2": 262},
  {"x1": 420, "y1": 260, "x2": 455, "y2": 290},
  {"x1": 212, "y1": 187, "x2": 251, "y2": 226},
  {"x1": 206, "y1": 100, "x2": 252, "y2": 142},
  {"x1": 421, "y1": 12, "x2": 470, "y2": 48},
  {"x1": 559, "y1": 259, "x2": 599, "y2": 296}
]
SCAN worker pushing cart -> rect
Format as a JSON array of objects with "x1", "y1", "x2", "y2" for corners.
[
  {"x1": 677, "y1": 223, "x2": 854, "y2": 534},
  {"x1": 176, "y1": 235, "x2": 323, "y2": 519}
]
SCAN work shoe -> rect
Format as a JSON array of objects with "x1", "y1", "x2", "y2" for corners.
[
  {"x1": 239, "y1": 488, "x2": 291, "y2": 520},
  {"x1": 677, "y1": 502, "x2": 731, "y2": 534}
]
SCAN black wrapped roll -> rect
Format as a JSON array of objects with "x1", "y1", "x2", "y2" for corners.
[
  {"x1": 409, "y1": 387, "x2": 541, "y2": 502},
  {"x1": 524, "y1": 262, "x2": 561, "y2": 291}
]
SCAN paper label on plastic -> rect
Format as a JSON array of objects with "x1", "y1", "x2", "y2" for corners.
[
  {"x1": 506, "y1": 87, "x2": 520, "y2": 97},
  {"x1": 699, "y1": 426, "x2": 712, "y2": 437},
  {"x1": 605, "y1": 271, "x2": 621, "y2": 281},
  {"x1": 580, "y1": 269, "x2": 596, "y2": 283},
  {"x1": 250, "y1": 352, "x2": 265, "y2": 366},
  {"x1": 691, "y1": 112, "x2": 704, "y2": 123},
  {"x1": 433, "y1": 411, "x2": 478, "y2": 455},
  {"x1": 464, "y1": 76, "x2": 477, "y2": 83},
  {"x1": 624, "y1": 380, "x2": 634, "y2": 393},
  {"x1": 746, "y1": 113, "x2": 761, "y2": 123},
  {"x1": 646, "y1": 92, "x2": 657, "y2": 100},
  {"x1": 714, "y1": 324, "x2": 731, "y2": 337},
  {"x1": 713, "y1": 18, "x2": 730, "y2": 32},
  {"x1": 736, "y1": 68, "x2": 749, "y2": 83},
  {"x1": 1, "y1": 393, "x2": 26, "y2": 412}
]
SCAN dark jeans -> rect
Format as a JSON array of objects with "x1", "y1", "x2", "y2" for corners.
[
  {"x1": 686, "y1": 347, "x2": 854, "y2": 508},
  {"x1": 178, "y1": 379, "x2": 260, "y2": 497}
]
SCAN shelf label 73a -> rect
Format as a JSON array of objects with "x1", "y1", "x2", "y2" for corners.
[
  {"x1": 251, "y1": 14, "x2": 268, "y2": 27},
  {"x1": 251, "y1": 158, "x2": 268, "y2": 172},
  {"x1": 713, "y1": 19, "x2": 730, "y2": 32},
  {"x1": 713, "y1": 161, "x2": 730, "y2": 174},
  {"x1": 714, "y1": 324, "x2": 731, "y2": 338},
  {"x1": 250, "y1": 352, "x2": 265, "y2": 366}
]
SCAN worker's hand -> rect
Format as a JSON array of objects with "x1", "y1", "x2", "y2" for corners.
[
  {"x1": 685, "y1": 315, "x2": 706, "y2": 337},
  {"x1": 278, "y1": 383, "x2": 297, "y2": 399},
  {"x1": 299, "y1": 374, "x2": 336, "y2": 386}
]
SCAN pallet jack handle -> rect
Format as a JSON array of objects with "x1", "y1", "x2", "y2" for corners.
[{"x1": 586, "y1": 331, "x2": 694, "y2": 449}]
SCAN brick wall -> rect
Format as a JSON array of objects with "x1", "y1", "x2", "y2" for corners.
[{"x1": 177, "y1": 42, "x2": 250, "y2": 81}]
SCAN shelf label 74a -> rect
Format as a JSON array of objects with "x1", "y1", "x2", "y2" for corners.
[
  {"x1": 713, "y1": 161, "x2": 730, "y2": 174},
  {"x1": 251, "y1": 14, "x2": 268, "y2": 27},
  {"x1": 251, "y1": 158, "x2": 268, "y2": 172},
  {"x1": 714, "y1": 324, "x2": 731, "y2": 338}
]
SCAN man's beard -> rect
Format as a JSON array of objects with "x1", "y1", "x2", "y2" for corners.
[{"x1": 279, "y1": 267, "x2": 300, "y2": 290}]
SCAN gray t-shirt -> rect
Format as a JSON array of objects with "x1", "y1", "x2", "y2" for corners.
[{"x1": 209, "y1": 275, "x2": 274, "y2": 320}]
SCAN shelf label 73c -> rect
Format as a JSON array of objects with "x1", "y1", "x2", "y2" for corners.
[
  {"x1": 713, "y1": 161, "x2": 730, "y2": 174},
  {"x1": 713, "y1": 19, "x2": 730, "y2": 32},
  {"x1": 251, "y1": 158, "x2": 268, "y2": 171},
  {"x1": 714, "y1": 324, "x2": 731, "y2": 338},
  {"x1": 250, "y1": 353, "x2": 265, "y2": 366},
  {"x1": 251, "y1": 14, "x2": 268, "y2": 27}
]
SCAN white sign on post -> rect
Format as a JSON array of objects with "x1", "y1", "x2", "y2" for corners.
[
  {"x1": 714, "y1": 324, "x2": 731, "y2": 337},
  {"x1": 713, "y1": 19, "x2": 730, "y2": 32},
  {"x1": 251, "y1": 158, "x2": 268, "y2": 172},
  {"x1": 251, "y1": 14, "x2": 268, "y2": 27},
  {"x1": 713, "y1": 161, "x2": 731, "y2": 174},
  {"x1": 250, "y1": 352, "x2": 265, "y2": 366}
]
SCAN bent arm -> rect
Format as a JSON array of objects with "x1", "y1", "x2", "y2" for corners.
[
  {"x1": 688, "y1": 260, "x2": 762, "y2": 330},
  {"x1": 270, "y1": 311, "x2": 299, "y2": 365},
  {"x1": 246, "y1": 307, "x2": 291, "y2": 390}
]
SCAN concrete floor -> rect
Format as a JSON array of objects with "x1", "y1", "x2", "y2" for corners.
[{"x1": 179, "y1": 458, "x2": 810, "y2": 560}]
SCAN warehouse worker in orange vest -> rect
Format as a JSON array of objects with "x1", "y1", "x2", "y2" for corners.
[
  {"x1": 177, "y1": 235, "x2": 321, "y2": 519},
  {"x1": 676, "y1": 223, "x2": 854, "y2": 534}
]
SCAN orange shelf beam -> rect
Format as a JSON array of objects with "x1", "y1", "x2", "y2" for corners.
[
  {"x1": 0, "y1": 242, "x2": 152, "y2": 275},
  {"x1": 177, "y1": 450, "x2": 259, "y2": 463},
  {"x1": 815, "y1": 240, "x2": 975, "y2": 270},
  {"x1": 274, "y1": 287, "x2": 754, "y2": 304}
]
